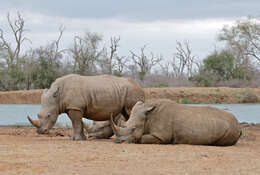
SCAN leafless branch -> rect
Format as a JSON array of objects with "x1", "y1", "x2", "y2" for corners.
[
  {"x1": 130, "y1": 45, "x2": 162, "y2": 80},
  {"x1": 171, "y1": 41, "x2": 198, "y2": 78}
]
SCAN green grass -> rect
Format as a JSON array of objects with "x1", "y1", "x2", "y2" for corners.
[{"x1": 180, "y1": 98, "x2": 190, "y2": 104}]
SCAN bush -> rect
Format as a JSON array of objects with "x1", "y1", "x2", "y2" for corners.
[
  {"x1": 239, "y1": 89, "x2": 259, "y2": 103},
  {"x1": 180, "y1": 98, "x2": 190, "y2": 104}
]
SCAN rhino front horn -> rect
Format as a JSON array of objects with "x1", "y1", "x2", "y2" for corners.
[
  {"x1": 83, "y1": 122, "x2": 92, "y2": 132},
  {"x1": 27, "y1": 116, "x2": 40, "y2": 128}
]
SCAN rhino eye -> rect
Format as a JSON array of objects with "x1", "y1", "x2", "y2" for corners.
[{"x1": 131, "y1": 127, "x2": 136, "y2": 133}]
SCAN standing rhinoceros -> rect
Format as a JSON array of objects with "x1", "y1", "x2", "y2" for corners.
[
  {"x1": 27, "y1": 74, "x2": 144, "y2": 140},
  {"x1": 111, "y1": 99, "x2": 242, "y2": 146}
]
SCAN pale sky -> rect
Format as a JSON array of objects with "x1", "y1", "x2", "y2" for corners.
[{"x1": 0, "y1": 0, "x2": 259, "y2": 61}]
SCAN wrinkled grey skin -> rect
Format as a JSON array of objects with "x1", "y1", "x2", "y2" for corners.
[
  {"x1": 27, "y1": 74, "x2": 144, "y2": 141},
  {"x1": 28, "y1": 88, "x2": 60, "y2": 135},
  {"x1": 111, "y1": 99, "x2": 242, "y2": 146},
  {"x1": 84, "y1": 114, "x2": 126, "y2": 139}
]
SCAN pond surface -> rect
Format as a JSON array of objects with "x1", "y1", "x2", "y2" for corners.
[
  {"x1": 0, "y1": 104, "x2": 259, "y2": 126},
  {"x1": 189, "y1": 104, "x2": 259, "y2": 123}
]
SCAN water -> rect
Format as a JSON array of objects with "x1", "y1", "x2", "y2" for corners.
[
  {"x1": 0, "y1": 104, "x2": 90, "y2": 126},
  {"x1": 189, "y1": 104, "x2": 260, "y2": 123},
  {"x1": 0, "y1": 104, "x2": 259, "y2": 126}
]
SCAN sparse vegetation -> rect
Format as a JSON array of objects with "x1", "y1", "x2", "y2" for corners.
[
  {"x1": 239, "y1": 88, "x2": 259, "y2": 103},
  {"x1": 180, "y1": 98, "x2": 190, "y2": 104},
  {"x1": 0, "y1": 13, "x2": 259, "y2": 90}
]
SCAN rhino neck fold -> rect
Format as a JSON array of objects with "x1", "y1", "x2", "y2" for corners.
[
  {"x1": 59, "y1": 99, "x2": 65, "y2": 114},
  {"x1": 58, "y1": 85, "x2": 65, "y2": 114}
]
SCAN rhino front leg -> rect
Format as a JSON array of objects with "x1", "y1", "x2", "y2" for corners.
[
  {"x1": 68, "y1": 110, "x2": 86, "y2": 141},
  {"x1": 140, "y1": 134, "x2": 162, "y2": 144}
]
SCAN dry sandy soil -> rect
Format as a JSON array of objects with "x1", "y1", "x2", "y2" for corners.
[
  {"x1": 0, "y1": 87, "x2": 260, "y2": 104},
  {"x1": 0, "y1": 124, "x2": 260, "y2": 175},
  {"x1": 0, "y1": 88, "x2": 260, "y2": 175}
]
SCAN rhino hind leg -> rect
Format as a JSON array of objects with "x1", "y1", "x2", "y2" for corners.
[
  {"x1": 87, "y1": 126, "x2": 113, "y2": 139},
  {"x1": 140, "y1": 134, "x2": 163, "y2": 144},
  {"x1": 86, "y1": 114, "x2": 126, "y2": 140},
  {"x1": 68, "y1": 110, "x2": 86, "y2": 141}
]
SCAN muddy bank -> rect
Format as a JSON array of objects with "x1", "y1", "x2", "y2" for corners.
[
  {"x1": 0, "y1": 89, "x2": 42, "y2": 104},
  {"x1": 0, "y1": 87, "x2": 259, "y2": 104},
  {"x1": 0, "y1": 123, "x2": 259, "y2": 175},
  {"x1": 145, "y1": 87, "x2": 260, "y2": 104}
]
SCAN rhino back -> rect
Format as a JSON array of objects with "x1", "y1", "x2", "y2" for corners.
[{"x1": 55, "y1": 74, "x2": 144, "y2": 121}]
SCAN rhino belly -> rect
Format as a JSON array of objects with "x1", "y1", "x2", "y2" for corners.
[{"x1": 86, "y1": 106, "x2": 122, "y2": 121}]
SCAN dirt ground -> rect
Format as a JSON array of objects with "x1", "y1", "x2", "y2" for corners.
[
  {"x1": 0, "y1": 124, "x2": 260, "y2": 175},
  {"x1": 1, "y1": 88, "x2": 260, "y2": 174},
  {"x1": 0, "y1": 87, "x2": 260, "y2": 104}
]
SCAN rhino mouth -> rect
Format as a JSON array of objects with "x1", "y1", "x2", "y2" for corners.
[
  {"x1": 110, "y1": 114, "x2": 130, "y2": 136},
  {"x1": 110, "y1": 114, "x2": 137, "y2": 143},
  {"x1": 114, "y1": 135, "x2": 135, "y2": 143},
  {"x1": 27, "y1": 115, "x2": 49, "y2": 134}
]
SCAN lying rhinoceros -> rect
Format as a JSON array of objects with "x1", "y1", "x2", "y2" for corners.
[
  {"x1": 28, "y1": 74, "x2": 144, "y2": 140},
  {"x1": 111, "y1": 99, "x2": 242, "y2": 146},
  {"x1": 84, "y1": 114, "x2": 126, "y2": 139}
]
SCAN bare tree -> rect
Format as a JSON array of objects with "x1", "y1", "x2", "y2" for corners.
[
  {"x1": 130, "y1": 45, "x2": 163, "y2": 81},
  {"x1": 53, "y1": 25, "x2": 65, "y2": 62},
  {"x1": 171, "y1": 41, "x2": 199, "y2": 78},
  {"x1": 27, "y1": 26, "x2": 66, "y2": 89},
  {"x1": 107, "y1": 36, "x2": 120, "y2": 74},
  {"x1": 127, "y1": 64, "x2": 138, "y2": 80},
  {"x1": 113, "y1": 55, "x2": 129, "y2": 76},
  {"x1": 0, "y1": 12, "x2": 30, "y2": 90},
  {"x1": 99, "y1": 36, "x2": 120, "y2": 74},
  {"x1": 0, "y1": 12, "x2": 29, "y2": 65},
  {"x1": 159, "y1": 63, "x2": 171, "y2": 78},
  {"x1": 70, "y1": 32, "x2": 103, "y2": 75}
]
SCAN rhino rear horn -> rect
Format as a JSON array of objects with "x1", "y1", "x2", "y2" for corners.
[
  {"x1": 27, "y1": 116, "x2": 40, "y2": 128},
  {"x1": 110, "y1": 113, "x2": 120, "y2": 136}
]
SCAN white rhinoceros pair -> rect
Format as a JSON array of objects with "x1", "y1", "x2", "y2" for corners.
[{"x1": 29, "y1": 74, "x2": 241, "y2": 146}]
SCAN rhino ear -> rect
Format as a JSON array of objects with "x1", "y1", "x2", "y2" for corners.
[
  {"x1": 144, "y1": 106, "x2": 156, "y2": 115},
  {"x1": 53, "y1": 87, "x2": 59, "y2": 98}
]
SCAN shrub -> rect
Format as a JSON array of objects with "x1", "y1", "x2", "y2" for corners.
[
  {"x1": 180, "y1": 98, "x2": 190, "y2": 104},
  {"x1": 239, "y1": 89, "x2": 259, "y2": 103}
]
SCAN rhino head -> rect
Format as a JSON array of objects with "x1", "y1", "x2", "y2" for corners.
[
  {"x1": 110, "y1": 101, "x2": 155, "y2": 143},
  {"x1": 28, "y1": 86, "x2": 60, "y2": 134}
]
